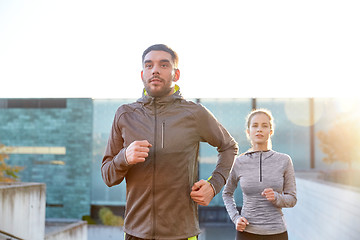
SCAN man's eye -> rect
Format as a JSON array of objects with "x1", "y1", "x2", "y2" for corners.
[{"x1": 145, "y1": 64, "x2": 152, "y2": 68}]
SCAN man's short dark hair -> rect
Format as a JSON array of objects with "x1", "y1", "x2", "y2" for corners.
[{"x1": 142, "y1": 44, "x2": 179, "y2": 69}]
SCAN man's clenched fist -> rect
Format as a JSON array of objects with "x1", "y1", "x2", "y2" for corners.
[{"x1": 125, "y1": 140, "x2": 152, "y2": 165}]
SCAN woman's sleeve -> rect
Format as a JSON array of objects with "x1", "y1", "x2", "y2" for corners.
[
  {"x1": 272, "y1": 155, "x2": 297, "y2": 208},
  {"x1": 222, "y1": 161, "x2": 241, "y2": 224}
]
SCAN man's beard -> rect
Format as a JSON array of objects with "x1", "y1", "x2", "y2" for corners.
[
  {"x1": 144, "y1": 76, "x2": 175, "y2": 98},
  {"x1": 144, "y1": 84, "x2": 173, "y2": 98}
]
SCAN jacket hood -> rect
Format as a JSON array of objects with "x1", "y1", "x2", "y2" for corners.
[{"x1": 137, "y1": 84, "x2": 183, "y2": 107}]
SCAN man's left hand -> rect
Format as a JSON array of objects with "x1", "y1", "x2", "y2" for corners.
[{"x1": 190, "y1": 180, "x2": 215, "y2": 206}]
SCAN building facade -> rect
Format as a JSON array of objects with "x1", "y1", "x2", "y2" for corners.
[{"x1": 0, "y1": 98, "x2": 93, "y2": 219}]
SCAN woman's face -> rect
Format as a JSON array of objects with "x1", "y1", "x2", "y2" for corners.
[{"x1": 247, "y1": 113, "x2": 273, "y2": 147}]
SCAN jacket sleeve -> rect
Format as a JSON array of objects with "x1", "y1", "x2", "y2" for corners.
[
  {"x1": 196, "y1": 105, "x2": 238, "y2": 194},
  {"x1": 222, "y1": 161, "x2": 241, "y2": 224},
  {"x1": 272, "y1": 155, "x2": 297, "y2": 208},
  {"x1": 101, "y1": 109, "x2": 132, "y2": 187}
]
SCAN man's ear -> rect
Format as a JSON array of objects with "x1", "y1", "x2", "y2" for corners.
[
  {"x1": 141, "y1": 70, "x2": 144, "y2": 80},
  {"x1": 173, "y1": 69, "x2": 180, "y2": 82}
]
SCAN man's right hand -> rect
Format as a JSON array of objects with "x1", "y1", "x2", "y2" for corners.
[{"x1": 125, "y1": 140, "x2": 152, "y2": 165}]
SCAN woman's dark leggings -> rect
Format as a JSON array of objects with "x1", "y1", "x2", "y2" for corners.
[{"x1": 236, "y1": 231, "x2": 288, "y2": 240}]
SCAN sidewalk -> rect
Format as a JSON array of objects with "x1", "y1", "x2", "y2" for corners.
[
  {"x1": 199, "y1": 224, "x2": 235, "y2": 240},
  {"x1": 88, "y1": 224, "x2": 236, "y2": 240}
]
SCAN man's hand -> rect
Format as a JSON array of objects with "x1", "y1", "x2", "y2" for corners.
[
  {"x1": 190, "y1": 180, "x2": 215, "y2": 206},
  {"x1": 261, "y1": 188, "x2": 275, "y2": 201},
  {"x1": 236, "y1": 216, "x2": 249, "y2": 232},
  {"x1": 125, "y1": 140, "x2": 152, "y2": 165}
]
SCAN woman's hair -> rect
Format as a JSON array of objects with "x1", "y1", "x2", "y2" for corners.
[{"x1": 245, "y1": 108, "x2": 275, "y2": 150}]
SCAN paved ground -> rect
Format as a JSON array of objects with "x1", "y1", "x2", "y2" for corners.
[
  {"x1": 199, "y1": 224, "x2": 236, "y2": 240},
  {"x1": 88, "y1": 224, "x2": 236, "y2": 240}
]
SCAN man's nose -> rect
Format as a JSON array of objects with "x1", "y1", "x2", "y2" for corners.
[{"x1": 152, "y1": 65, "x2": 160, "y2": 75}]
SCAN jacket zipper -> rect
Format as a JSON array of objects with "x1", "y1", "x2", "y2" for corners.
[
  {"x1": 259, "y1": 151, "x2": 263, "y2": 182},
  {"x1": 152, "y1": 101, "x2": 157, "y2": 238},
  {"x1": 161, "y1": 121, "x2": 165, "y2": 148}
]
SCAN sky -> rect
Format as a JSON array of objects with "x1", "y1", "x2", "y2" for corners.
[{"x1": 0, "y1": 0, "x2": 359, "y2": 99}]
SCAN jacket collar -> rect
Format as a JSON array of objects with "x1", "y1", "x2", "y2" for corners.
[
  {"x1": 244, "y1": 149, "x2": 275, "y2": 159},
  {"x1": 137, "y1": 84, "x2": 183, "y2": 107}
]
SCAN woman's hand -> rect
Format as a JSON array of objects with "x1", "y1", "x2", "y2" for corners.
[
  {"x1": 262, "y1": 188, "x2": 275, "y2": 201},
  {"x1": 236, "y1": 216, "x2": 249, "y2": 232}
]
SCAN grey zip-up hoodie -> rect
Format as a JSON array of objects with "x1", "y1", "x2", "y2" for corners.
[
  {"x1": 222, "y1": 150, "x2": 297, "y2": 235},
  {"x1": 102, "y1": 88, "x2": 238, "y2": 239}
]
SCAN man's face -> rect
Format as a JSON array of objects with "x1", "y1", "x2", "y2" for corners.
[{"x1": 141, "y1": 50, "x2": 180, "y2": 98}]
